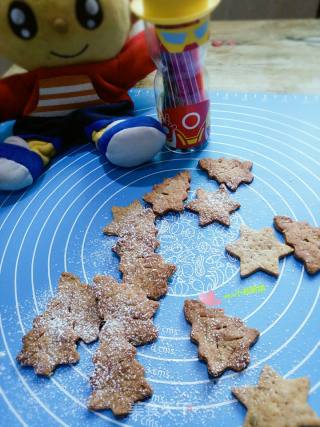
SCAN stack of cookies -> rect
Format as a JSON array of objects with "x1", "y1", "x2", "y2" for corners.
[{"x1": 88, "y1": 199, "x2": 176, "y2": 415}]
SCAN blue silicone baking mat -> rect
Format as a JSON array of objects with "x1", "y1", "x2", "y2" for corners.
[{"x1": 0, "y1": 90, "x2": 319, "y2": 427}]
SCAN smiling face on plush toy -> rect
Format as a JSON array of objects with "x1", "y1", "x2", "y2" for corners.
[{"x1": 0, "y1": 0, "x2": 131, "y2": 70}]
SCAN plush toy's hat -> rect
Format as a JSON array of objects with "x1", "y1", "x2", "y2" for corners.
[{"x1": 131, "y1": 0, "x2": 221, "y2": 25}]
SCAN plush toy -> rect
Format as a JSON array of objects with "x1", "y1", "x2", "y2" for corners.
[{"x1": 0, "y1": 0, "x2": 166, "y2": 191}]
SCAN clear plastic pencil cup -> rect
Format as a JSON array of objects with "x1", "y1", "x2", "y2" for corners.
[{"x1": 145, "y1": 17, "x2": 211, "y2": 151}]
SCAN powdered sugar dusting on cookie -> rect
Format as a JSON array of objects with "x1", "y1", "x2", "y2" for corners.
[
  {"x1": 186, "y1": 185, "x2": 241, "y2": 227},
  {"x1": 88, "y1": 198, "x2": 176, "y2": 415},
  {"x1": 199, "y1": 158, "x2": 254, "y2": 192},
  {"x1": 143, "y1": 172, "x2": 191, "y2": 216},
  {"x1": 16, "y1": 273, "x2": 101, "y2": 376}
]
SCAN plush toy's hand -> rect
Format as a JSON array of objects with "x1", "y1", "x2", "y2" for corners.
[{"x1": 94, "y1": 116, "x2": 166, "y2": 168}]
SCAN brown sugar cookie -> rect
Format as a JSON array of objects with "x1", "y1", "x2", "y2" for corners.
[
  {"x1": 143, "y1": 171, "x2": 191, "y2": 215},
  {"x1": 88, "y1": 329, "x2": 153, "y2": 416},
  {"x1": 106, "y1": 202, "x2": 160, "y2": 259},
  {"x1": 113, "y1": 233, "x2": 160, "y2": 259},
  {"x1": 17, "y1": 273, "x2": 100, "y2": 376},
  {"x1": 274, "y1": 216, "x2": 320, "y2": 275},
  {"x1": 199, "y1": 158, "x2": 254, "y2": 191},
  {"x1": 232, "y1": 365, "x2": 320, "y2": 427},
  {"x1": 186, "y1": 185, "x2": 241, "y2": 227},
  {"x1": 119, "y1": 253, "x2": 176, "y2": 300},
  {"x1": 104, "y1": 202, "x2": 157, "y2": 241},
  {"x1": 103, "y1": 200, "x2": 145, "y2": 236},
  {"x1": 226, "y1": 225, "x2": 294, "y2": 277},
  {"x1": 184, "y1": 300, "x2": 259, "y2": 377},
  {"x1": 93, "y1": 275, "x2": 159, "y2": 346}
]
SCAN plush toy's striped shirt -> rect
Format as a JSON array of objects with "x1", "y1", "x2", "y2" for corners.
[
  {"x1": 0, "y1": 32, "x2": 156, "y2": 123},
  {"x1": 31, "y1": 75, "x2": 105, "y2": 117}
]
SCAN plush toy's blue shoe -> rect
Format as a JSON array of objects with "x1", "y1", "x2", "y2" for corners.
[
  {"x1": 0, "y1": 137, "x2": 43, "y2": 191},
  {"x1": 93, "y1": 116, "x2": 166, "y2": 168},
  {"x1": 0, "y1": 116, "x2": 167, "y2": 191},
  {"x1": 0, "y1": 121, "x2": 44, "y2": 191}
]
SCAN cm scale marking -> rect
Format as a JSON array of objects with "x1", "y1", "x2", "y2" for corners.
[{"x1": 0, "y1": 90, "x2": 320, "y2": 427}]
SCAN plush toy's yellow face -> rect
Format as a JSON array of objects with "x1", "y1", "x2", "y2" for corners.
[{"x1": 0, "y1": 0, "x2": 131, "y2": 71}]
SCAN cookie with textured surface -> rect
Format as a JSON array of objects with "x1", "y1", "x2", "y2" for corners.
[
  {"x1": 120, "y1": 253, "x2": 176, "y2": 300},
  {"x1": 88, "y1": 328, "x2": 153, "y2": 416},
  {"x1": 143, "y1": 171, "x2": 191, "y2": 215},
  {"x1": 199, "y1": 158, "x2": 254, "y2": 191},
  {"x1": 186, "y1": 185, "x2": 241, "y2": 227},
  {"x1": 93, "y1": 275, "x2": 159, "y2": 346},
  {"x1": 184, "y1": 300, "x2": 259, "y2": 377},
  {"x1": 232, "y1": 365, "x2": 320, "y2": 427},
  {"x1": 226, "y1": 225, "x2": 294, "y2": 277},
  {"x1": 274, "y1": 216, "x2": 320, "y2": 275},
  {"x1": 17, "y1": 273, "x2": 100, "y2": 376}
]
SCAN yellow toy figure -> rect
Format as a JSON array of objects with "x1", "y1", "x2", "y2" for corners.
[{"x1": 0, "y1": 0, "x2": 166, "y2": 191}]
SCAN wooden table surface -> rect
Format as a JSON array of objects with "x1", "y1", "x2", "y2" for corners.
[
  {"x1": 138, "y1": 20, "x2": 320, "y2": 94},
  {"x1": 5, "y1": 20, "x2": 320, "y2": 94}
]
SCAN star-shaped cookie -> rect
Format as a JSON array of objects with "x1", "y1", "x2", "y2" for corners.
[
  {"x1": 274, "y1": 216, "x2": 320, "y2": 275},
  {"x1": 226, "y1": 225, "x2": 294, "y2": 277},
  {"x1": 232, "y1": 366, "x2": 320, "y2": 427},
  {"x1": 199, "y1": 158, "x2": 254, "y2": 191},
  {"x1": 186, "y1": 185, "x2": 241, "y2": 227}
]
